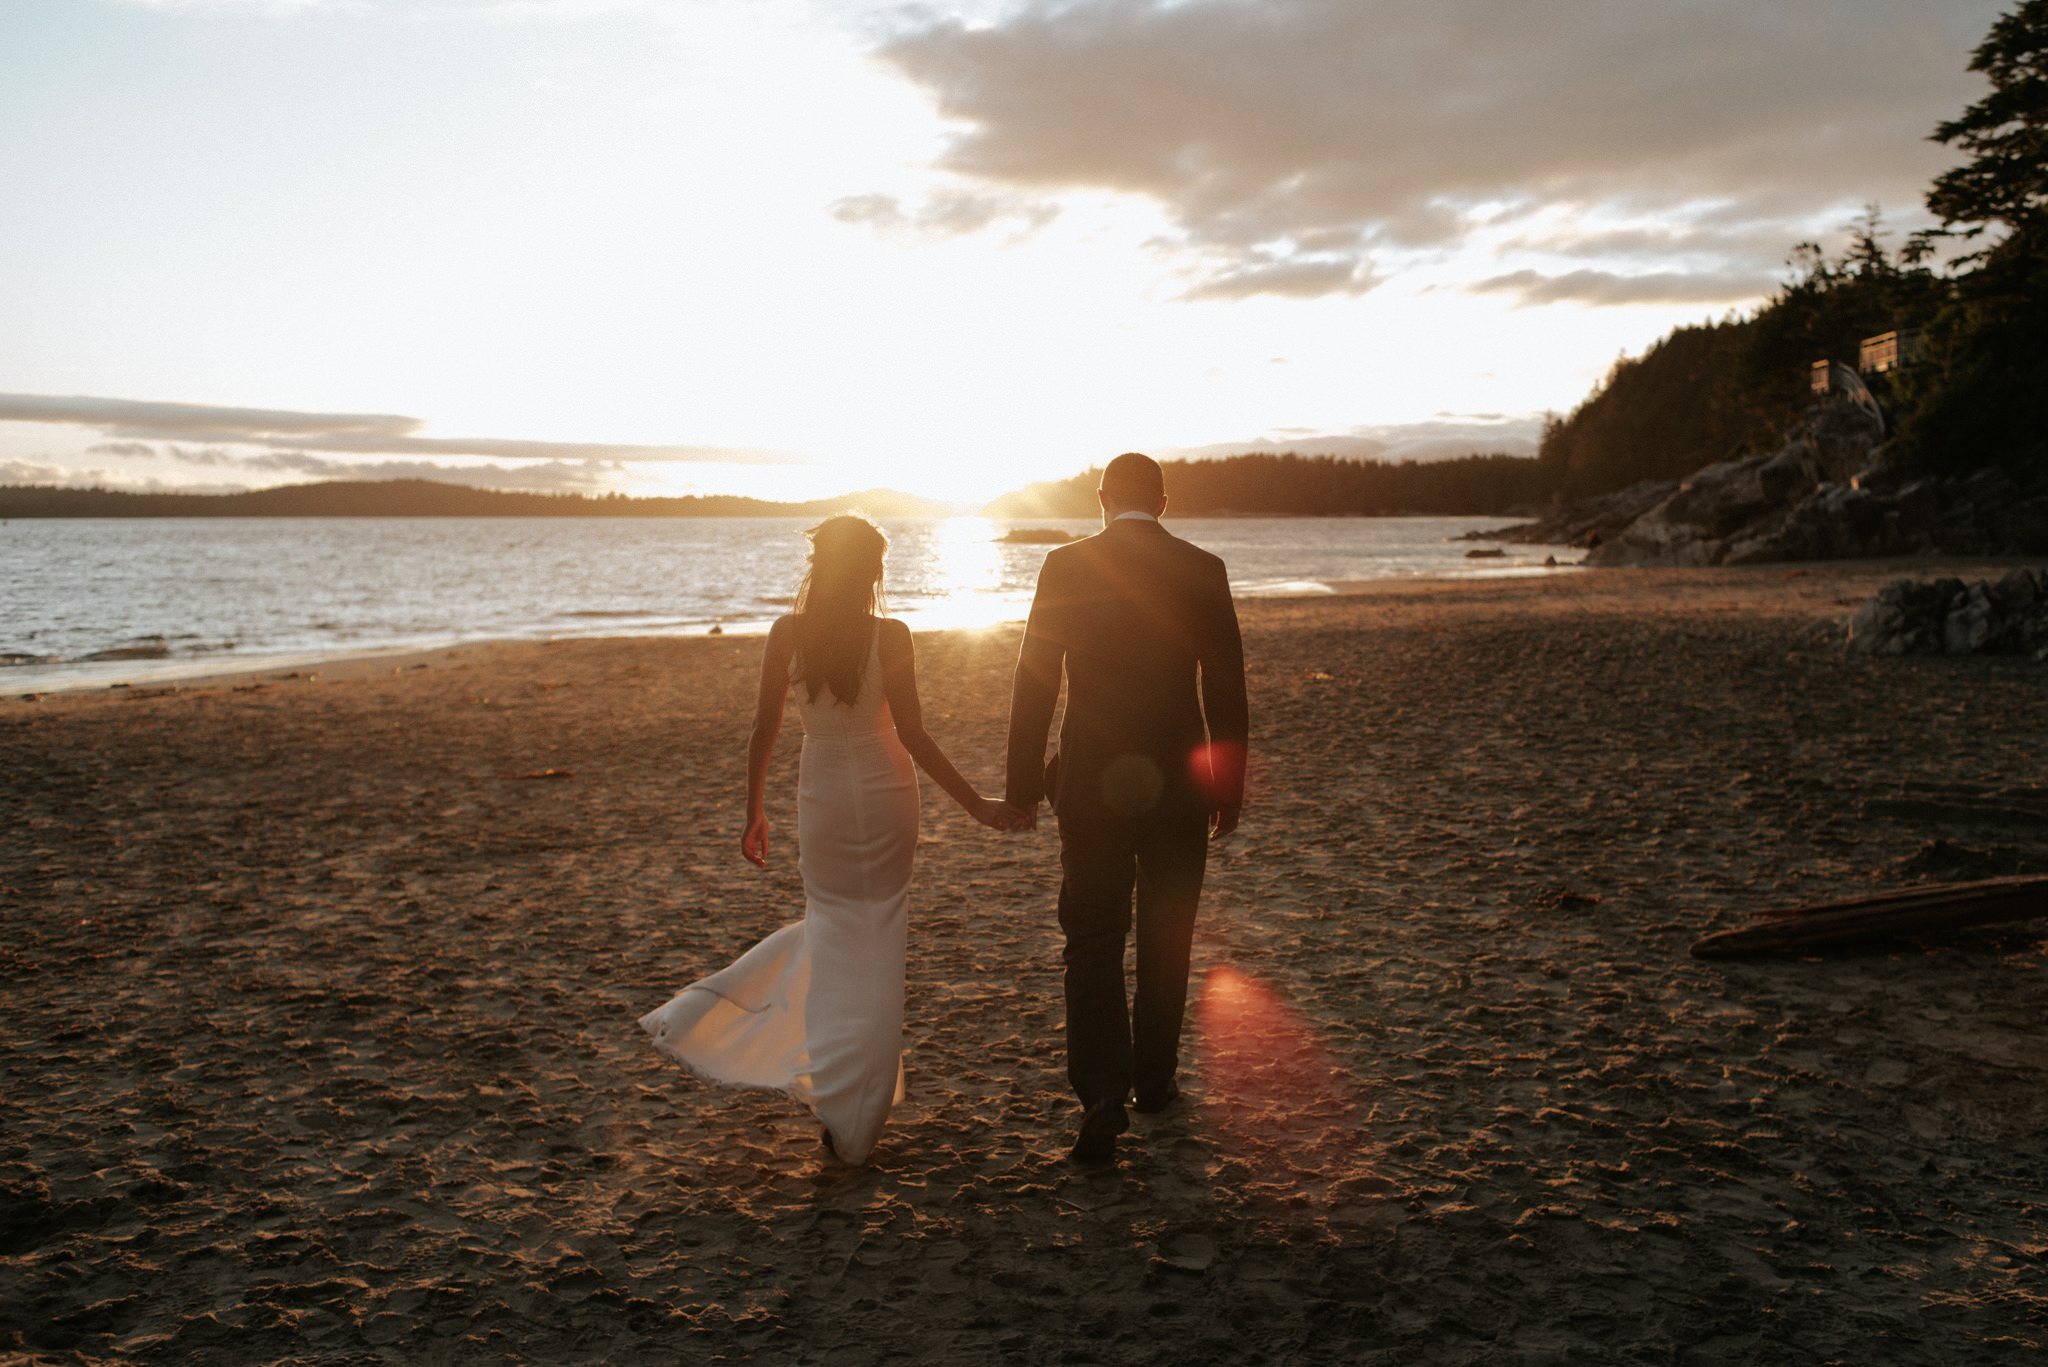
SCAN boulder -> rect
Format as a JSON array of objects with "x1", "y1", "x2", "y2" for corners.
[{"x1": 1846, "y1": 568, "x2": 2048, "y2": 658}]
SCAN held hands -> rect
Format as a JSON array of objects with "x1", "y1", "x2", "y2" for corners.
[{"x1": 968, "y1": 797, "x2": 1032, "y2": 832}]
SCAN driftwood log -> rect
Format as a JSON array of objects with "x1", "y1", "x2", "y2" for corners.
[{"x1": 1689, "y1": 874, "x2": 2048, "y2": 958}]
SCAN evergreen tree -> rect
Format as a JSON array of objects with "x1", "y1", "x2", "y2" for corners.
[
  {"x1": 1536, "y1": 318, "x2": 1758, "y2": 498},
  {"x1": 1892, "y1": 0, "x2": 2048, "y2": 473},
  {"x1": 1923, "y1": 0, "x2": 2048, "y2": 245},
  {"x1": 1735, "y1": 209, "x2": 1944, "y2": 440}
]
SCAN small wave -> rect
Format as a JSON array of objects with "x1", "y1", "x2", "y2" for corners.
[
  {"x1": 82, "y1": 645, "x2": 172, "y2": 661},
  {"x1": 559, "y1": 609, "x2": 665, "y2": 619},
  {"x1": 1, "y1": 653, "x2": 55, "y2": 667},
  {"x1": 1234, "y1": 580, "x2": 1337, "y2": 597}
]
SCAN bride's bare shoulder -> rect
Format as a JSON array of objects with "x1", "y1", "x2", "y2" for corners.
[{"x1": 874, "y1": 616, "x2": 915, "y2": 668}]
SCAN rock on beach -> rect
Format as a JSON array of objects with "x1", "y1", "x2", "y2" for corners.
[{"x1": 1848, "y1": 567, "x2": 2048, "y2": 658}]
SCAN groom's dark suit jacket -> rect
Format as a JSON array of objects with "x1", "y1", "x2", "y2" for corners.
[{"x1": 1006, "y1": 518, "x2": 1247, "y2": 821}]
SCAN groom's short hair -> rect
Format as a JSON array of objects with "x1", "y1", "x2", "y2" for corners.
[{"x1": 1101, "y1": 452, "x2": 1165, "y2": 508}]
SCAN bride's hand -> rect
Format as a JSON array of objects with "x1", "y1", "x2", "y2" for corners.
[{"x1": 741, "y1": 812, "x2": 769, "y2": 867}]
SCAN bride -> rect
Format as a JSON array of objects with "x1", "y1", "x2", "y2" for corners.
[{"x1": 639, "y1": 515, "x2": 1017, "y2": 1164}]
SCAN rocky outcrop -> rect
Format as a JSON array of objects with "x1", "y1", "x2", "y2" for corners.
[
  {"x1": 1586, "y1": 401, "x2": 1885, "y2": 567},
  {"x1": 1846, "y1": 568, "x2": 2048, "y2": 659},
  {"x1": 1482, "y1": 397, "x2": 2048, "y2": 567},
  {"x1": 1476, "y1": 478, "x2": 1678, "y2": 551}
]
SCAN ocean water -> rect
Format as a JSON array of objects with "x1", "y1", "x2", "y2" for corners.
[{"x1": 0, "y1": 515, "x2": 1568, "y2": 692}]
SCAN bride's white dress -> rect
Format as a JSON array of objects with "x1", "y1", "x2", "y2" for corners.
[{"x1": 638, "y1": 629, "x2": 917, "y2": 1164}]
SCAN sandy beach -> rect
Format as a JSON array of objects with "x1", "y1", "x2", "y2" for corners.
[{"x1": 4, "y1": 562, "x2": 2046, "y2": 1365}]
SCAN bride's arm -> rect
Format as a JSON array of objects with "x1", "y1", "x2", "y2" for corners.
[
  {"x1": 877, "y1": 620, "x2": 1016, "y2": 829},
  {"x1": 741, "y1": 616, "x2": 797, "y2": 867}
]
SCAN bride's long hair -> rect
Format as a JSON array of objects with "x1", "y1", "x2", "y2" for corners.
[{"x1": 792, "y1": 515, "x2": 888, "y2": 705}]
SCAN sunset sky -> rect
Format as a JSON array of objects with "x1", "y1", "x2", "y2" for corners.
[{"x1": 0, "y1": 0, "x2": 2008, "y2": 506}]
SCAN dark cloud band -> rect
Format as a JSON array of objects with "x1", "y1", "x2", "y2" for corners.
[
  {"x1": 0, "y1": 393, "x2": 799, "y2": 465},
  {"x1": 1468, "y1": 268, "x2": 1779, "y2": 307}
]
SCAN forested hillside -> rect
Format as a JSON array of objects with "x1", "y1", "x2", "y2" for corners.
[
  {"x1": 1534, "y1": 218, "x2": 1951, "y2": 500},
  {"x1": 982, "y1": 451, "x2": 1549, "y2": 519},
  {"x1": 1541, "y1": 1, "x2": 2047, "y2": 499}
]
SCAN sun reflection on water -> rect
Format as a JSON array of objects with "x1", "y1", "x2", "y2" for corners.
[{"x1": 889, "y1": 517, "x2": 1043, "y2": 632}]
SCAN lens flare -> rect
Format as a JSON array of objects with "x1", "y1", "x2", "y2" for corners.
[
  {"x1": 1185, "y1": 740, "x2": 1246, "y2": 806},
  {"x1": 1195, "y1": 963, "x2": 1389, "y2": 1215}
]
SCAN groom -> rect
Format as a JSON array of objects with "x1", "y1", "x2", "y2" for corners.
[{"x1": 1005, "y1": 452, "x2": 1248, "y2": 1163}]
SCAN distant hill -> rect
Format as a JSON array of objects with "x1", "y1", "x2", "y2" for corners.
[
  {"x1": 0, "y1": 479, "x2": 957, "y2": 519},
  {"x1": 981, "y1": 451, "x2": 1550, "y2": 519}
]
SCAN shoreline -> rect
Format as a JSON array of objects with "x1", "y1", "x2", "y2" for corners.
[
  {"x1": 8, "y1": 553, "x2": 2039, "y2": 700},
  {"x1": 3, "y1": 516, "x2": 1578, "y2": 694},
  {"x1": 0, "y1": 565, "x2": 1565, "y2": 700}
]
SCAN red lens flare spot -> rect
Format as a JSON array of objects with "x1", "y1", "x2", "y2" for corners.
[
  {"x1": 1195, "y1": 963, "x2": 1388, "y2": 1213},
  {"x1": 1186, "y1": 740, "x2": 1246, "y2": 807}
]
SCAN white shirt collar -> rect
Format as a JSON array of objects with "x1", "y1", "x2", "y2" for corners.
[{"x1": 1112, "y1": 510, "x2": 1158, "y2": 522}]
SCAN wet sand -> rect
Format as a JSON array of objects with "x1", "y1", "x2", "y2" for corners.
[{"x1": 4, "y1": 562, "x2": 2046, "y2": 1364}]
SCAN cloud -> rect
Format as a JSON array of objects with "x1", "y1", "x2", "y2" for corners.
[
  {"x1": 1, "y1": 460, "x2": 93, "y2": 485},
  {"x1": 873, "y1": 0, "x2": 2004, "y2": 299},
  {"x1": 831, "y1": 190, "x2": 1060, "y2": 241},
  {"x1": 86, "y1": 441, "x2": 161, "y2": 459},
  {"x1": 109, "y1": 0, "x2": 336, "y2": 11},
  {"x1": 3, "y1": 449, "x2": 642, "y2": 496},
  {"x1": 1180, "y1": 255, "x2": 1381, "y2": 302},
  {"x1": 0, "y1": 459, "x2": 243, "y2": 492},
  {"x1": 213, "y1": 452, "x2": 635, "y2": 492},
  {"x1": 1468, "y1": 268, "x2": 1778, "y2": 307},
  {"x1": 1160, "y1": 415, "x2": 1542, "y2": 464},
  {"x1": 0, "y1": 393, "x2": 799, "y2": 465}
]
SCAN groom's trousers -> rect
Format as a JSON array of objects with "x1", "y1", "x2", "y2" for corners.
[{"x1": 1055, "y1": 803, "x2": 1209, "y2": 1108}]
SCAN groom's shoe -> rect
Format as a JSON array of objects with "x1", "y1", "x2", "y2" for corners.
[
  {"x1": 1132, "y1": 1083, "x2": 1182, "y2": 1114},
  {"x1": 1070, "y1": 1099, "x2": 1129, "y2": 1164}
]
